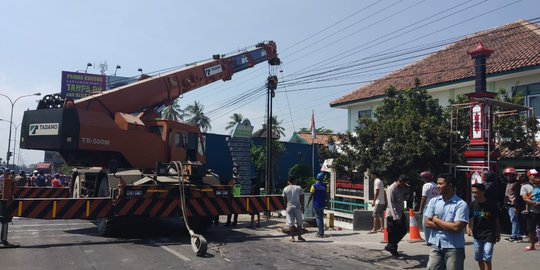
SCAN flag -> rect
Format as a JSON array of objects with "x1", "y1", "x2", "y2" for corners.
[{"x1": 310, "y1": 110, "x2": 316, "y2": 140}]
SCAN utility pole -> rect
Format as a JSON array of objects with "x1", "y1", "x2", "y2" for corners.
[{"x1": 265, "y1": 75, "x2": 278, "y2": 195}]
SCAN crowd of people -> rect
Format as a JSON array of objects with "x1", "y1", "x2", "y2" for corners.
[
  {"x1": 369, "y1": 168, "x2": 540, "y2": 270},
  {"x1": 0, "y1": 168, "x2": 70, "y2": 189}
]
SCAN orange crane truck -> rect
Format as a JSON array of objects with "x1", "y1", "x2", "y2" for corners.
[{"x1": 0, "y1": 41, "x2": 283, "y2": 255}]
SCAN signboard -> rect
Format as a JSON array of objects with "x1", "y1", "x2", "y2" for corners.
[
  {"x1": 29, "y1": 123, "x2": 60, "y2": 136},
  {"x1": 471, "y1": 104, "x2": 483, "y2": 140},
  {"x1": 228, "y1": 120, "x2": 255, "y2": 195},
  {"x1": 334, "y1": 171, "x2": 365, "y2": 200},
  {"x1": 61, "y1": 71, "x2": 106, "y2": 99}
]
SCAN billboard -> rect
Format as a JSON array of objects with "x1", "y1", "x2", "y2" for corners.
[
  {"x1": 61, "y1": 71, "x2": 106, "y2": 99},
  {"x1": 334, "y1": 171, "x2": 365, "y2": 200}
]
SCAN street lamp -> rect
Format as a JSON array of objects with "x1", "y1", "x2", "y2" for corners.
[
  {"x1": 0, "y1": 119, "x2": 20, "y2": 167},
  {"x1": 0, "y1": 92, "x2": 41, "y2": 168}
]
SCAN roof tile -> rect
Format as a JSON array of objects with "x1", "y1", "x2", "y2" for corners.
[{"x1": 331, "y1": 20, "x2": 540, "y2": 107}]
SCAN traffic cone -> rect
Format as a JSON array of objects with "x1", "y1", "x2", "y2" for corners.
[
  {"x1": 407, "y1": 208, "x2": 424, "y2": 243},
  {"x1": 381, "y1": 211, "x2": 388, "y2": 243}
]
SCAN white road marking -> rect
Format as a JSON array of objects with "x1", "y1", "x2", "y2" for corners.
[
  {"x1": 150, "y1": 241, "x2": 191, "y2": 261},
  {"x1": 10, "y1": 222, "x2": 91, "y2": 227},
  {"x1": 9, "y1": 228, "x2": 93, "y2": 233}
]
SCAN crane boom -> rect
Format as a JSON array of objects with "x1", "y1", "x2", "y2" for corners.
[
  {"x1": 74, "y1": 41, "x2": 280, "y2": 115},
  {"x1": 20, "y1": 41, "x2": 280, "y2": 170}
]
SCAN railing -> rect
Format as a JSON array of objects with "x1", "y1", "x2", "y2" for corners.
[{"x1": 328, "y1": 199, "x2": 367, "y2": 214}]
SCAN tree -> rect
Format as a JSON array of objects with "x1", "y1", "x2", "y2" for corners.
[
  {"x1": 334, "y1": 86, "x2": 449, "y2": 186},
  {"x1": 161, "y1": 98, "x2": 186, "y2": 121},
  {"x1": 265, "y1": 116, "x2": 286, "y2": 138},
  {"x1": 225, "y1": 113, "x2": 247, "y2": 131},
  {"x1": 250, "y1": 141, "x2": 285, "y2": 191},
  {"x1": 185, "y1": 101, "x2": 211, "y2": 132}
]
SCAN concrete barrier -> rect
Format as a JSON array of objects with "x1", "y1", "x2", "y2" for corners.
[{"x1": 352, "y1": 210, "x2": 424, "y2": 231}]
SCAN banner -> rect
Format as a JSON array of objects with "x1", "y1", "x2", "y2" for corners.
[{"x1": 61, "y1": 71, "x2": 106, "y2": 99}]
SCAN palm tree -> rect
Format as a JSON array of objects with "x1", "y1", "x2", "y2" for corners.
[
  {"x1": 185, "y1": 101, "x2": 211, "y2": 132},
  {"x1": 255, "y1": 116, "x2": 285, "y2": 139},
  {"x1": 161, "y1": 98, "x2": 186, "y2": 121},
  {"x1": 225, "y1": 113, "x2": 248, "y2": 130}
]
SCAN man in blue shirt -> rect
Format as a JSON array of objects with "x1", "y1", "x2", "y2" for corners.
[
  {"x1": 425, "y1": 173, "x2": 469, "y2": 270},
  {"x1": 307, "y1": 172, "x2": 327, "y2": 238}
]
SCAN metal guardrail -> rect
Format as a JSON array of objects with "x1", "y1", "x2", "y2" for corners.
[{"x1": 329, "y1": 199, "x2": 366, "y2": 214}]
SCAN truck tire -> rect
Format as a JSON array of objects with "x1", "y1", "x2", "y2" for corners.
[
  {"x1": 72, "y1": 176, "x2": 81, "y2": 198},
  {"x1": 187, "y1": 216, "x2": 213, "y2": 234},
  {"x1": 95, "y1": 176, "x2": 114, "y2": 236}
]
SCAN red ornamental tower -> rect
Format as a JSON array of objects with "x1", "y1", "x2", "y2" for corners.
[{"x1": 463, "y1": 43, "x2": 498, "y2": 186}]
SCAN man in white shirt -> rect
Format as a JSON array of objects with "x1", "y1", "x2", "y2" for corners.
[
  {"x1": 369, "y1": 171, "x2": 386, "y2": 233},
  {"x1": 283, "y1": 177, "x2": 305, "y2": 242},
  {"x1": 418, "y1": 171, "x2": 438, "y2": 244}
]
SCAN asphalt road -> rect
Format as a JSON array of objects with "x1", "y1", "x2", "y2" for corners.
[
  {"x1": 0, "y1": 216, "x2": 410, "y2": 270},
  {"x1": 4, "y1": 215, "x2": 540, "y2": 269}
]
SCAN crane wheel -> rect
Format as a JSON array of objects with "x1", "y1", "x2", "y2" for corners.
[
  {"x1": 95, "y1": 176, "x2": 113, "y2": 236},
  {"x1": 191, "y1": 234, "x2": 207, "y2": 256},
  {"x1": 72, "y1": 176, "x2": 81, "y2": 198}
]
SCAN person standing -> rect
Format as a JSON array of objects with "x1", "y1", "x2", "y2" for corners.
[
  {"x1": 307, "y1": 172, "x2": 327, "y2": 238},
  {"x1": 467, "y1": 183, "x2": 500, "y2": 270},
  {"x1": 35, "y1": 171, "x2": 47, "y2": 187},
  {"x1": 225, "y1": 178, "x2": 238, "y2": 226},
  {"x1": 368, "y1": 171, "x2": 386, "y2": 234},
  {"x1": 250, "y1": 177, "x2": 261, "y2": 228},
  {"x1": 51, "y1": 173, "x2": 62, "y2": 188},
  {"x1": 503, "y1": 167, "x2": 522, "y2": 242},
  {"x1": 15, "y1": 170, "x2": 27, "y2": 187},
  {"x1": 425, "y1": 173, "x2": 468, "y2": 270},
  {"x1": 523, "y1": 174, "x2": 540, "y2": 251},
  {"x1": 521, "y1": 169, "x2": 537, "y2": 247},
  {"x1": 282, "y1": 177, "x2": 305, "y2": 242},
  {"x1": 384, "y1": 174, "x2": 409, "y2": 258},
  {"x1": 418, "y1": 171, "x2": 438, "y2": 244},
  {"x1": 0, "y1": 169, "x2": 4, "y2": 197}
]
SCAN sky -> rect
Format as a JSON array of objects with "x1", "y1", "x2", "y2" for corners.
[{"x1": 1, "y1": 0, "x2": 539, "y2": 166}]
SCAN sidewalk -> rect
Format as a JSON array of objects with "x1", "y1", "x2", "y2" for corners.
[{"x1": 221, "y1": 214, "x2": 540, "y2": 269}]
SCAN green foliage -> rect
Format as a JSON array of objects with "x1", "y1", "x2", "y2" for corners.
[
  {"x1": 288, "y1": 163, "x2": 312, "y2": 189},
  {"x1": 185, "y1": 101, "x2": 211, "y2": 132},
  {"x1": 250, "y1": 140, "x2": 285, "y2": 180},
  {"x1": 58, "y1": 164, "x2": 74, "y2": 175},
  {"x1": 225, "y1": 113, "x2": 247, "y2": 131},
  {"x1": 449, "y1": 88, "x2": 538, "y2": 159},
  {"x1": 261, "y1": 116, "x2": 286, "y2": 139},
  {"x1": 161, "y1": 98, "x2": 186, "y2": 121},
  {"x1": 493, "y1": 89, "x2": 537, "y2": 157},
  {"x1": 334, "y1": 85, "x2": 449, "y2": 189}
]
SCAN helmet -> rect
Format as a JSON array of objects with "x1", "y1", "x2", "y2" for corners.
[
  {"x1": 33, "y1": 170, "x2": 38, "y2": 174},
  {"x1": 316, "y1": 172, "x2": 325, "y2": 181},
  {"x1": 420, "y1": 171, "x2": 433, "y2": 179},
  {"x1": 54, "y1": 173, "x2": 60, "y2": 178},
  {"x1": 527, "y1": 169, "x2": 539, "y2": 177},
  {"x1": 503, "y1": 167, "x2": 517, "y2": 175}
]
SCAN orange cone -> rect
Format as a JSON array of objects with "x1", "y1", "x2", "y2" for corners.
[
  {"x1": 381, "y1": 211, "x2": 388, "y2": 243},
  {"x1": 407, "y1": 208, "x2": 424, "y2": 243}
]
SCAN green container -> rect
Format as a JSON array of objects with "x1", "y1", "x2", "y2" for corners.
[{"x1": 233, "y1": 184, "x2": 241, "y2": 197}]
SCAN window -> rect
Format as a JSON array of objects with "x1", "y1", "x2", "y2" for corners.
[
  {"x1": 528, "y1": 95, "x2": 540, "y2": 118},
  {"x1": 148, "y1": 125, "x2": 163, "y2": 138},
  {"x1": 174, "y1": 133, "x2": 186, "y2": 148},
  {"x1": 357, "y1": 109, "x2": 372, "y2": 129},
  {"x1": 514, "y1": 82, "x2": 540, "y2": 118}
]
